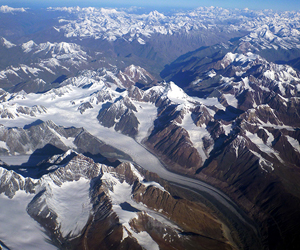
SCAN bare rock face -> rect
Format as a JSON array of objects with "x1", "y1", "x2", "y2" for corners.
[
  {"x1": 118, "y1": 65, "x2": 156, "y2": 89},
  {"x1": 97, "y1": 96, "x2": 139, "y2": 137},
  {"x1": 132, "y1": 184, "x2": 224, "y2": 240},
  {"x1": 77, "y1": 101, "x2": 93, "y2": 114},
  {"x1": 0, "y1": 120, "x2": 71, "y2": 155},
  {"x1": 73, "y1": 129, "x2": 131, "y2": 161},
  {"x1": 147, "y1": 123, "x2": 202, "y2": 173},
  {"x1": 0, "y1": 167, "x2": 36, "y2": 198},
  {"x1": 127, "y1": 86, "x2": 144, "y2": 101},
  {"x1": 192, "y1": 105, "x2": 214, "y2": 126},
  {"x1": 16, "y1": 105, "x2": 47, "y2": 116}
]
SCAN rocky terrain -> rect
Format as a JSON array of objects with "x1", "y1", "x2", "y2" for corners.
[
  {"x1": 0, "y1": 150, "x2": 237, "y2": 250},
  {"x1": 0, "y1": 4, "x2": 300, "y2": 250}
]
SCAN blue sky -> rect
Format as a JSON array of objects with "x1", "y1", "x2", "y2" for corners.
[{"x1": 2, "y1": 0, "x2": 300, "y2": 11}]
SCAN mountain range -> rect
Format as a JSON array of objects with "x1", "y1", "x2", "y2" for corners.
[{"x1": 0, "y1": 5, "x2": 300, "y2": 250}]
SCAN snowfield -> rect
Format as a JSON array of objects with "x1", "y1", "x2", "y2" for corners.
[{"x1": 0, "y1": 191, "x2": 56, "y2": 250}]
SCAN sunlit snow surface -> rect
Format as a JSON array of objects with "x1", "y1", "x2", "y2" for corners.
[
  {"x1": 42, "y1": 177, "x2": 92, "y2": 238},
  {"x1": 0, "y1": 191, "x2": 56, "y2": 250},
  {"x1": 134, "y1": 101, "x2": 157, "y2": 143},
  {"x1": 179, "y1": 110, "x2": 212, "y2": 161}
]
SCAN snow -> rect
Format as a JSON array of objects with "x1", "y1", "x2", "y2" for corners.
[
  {"x1": 246, "y1": 131, "x2": 283, "y2": 163},
  {"x1": 135, "y1": 101, "x2": 157, "y2": 143},
  {"x1": 130, "y1": 231, "x2": 159, "y2": 250},
  {"x1": 0, "y1": 191, "x2": 56, "y2": 250},
  {"x1": 206, "y1": 69, "x2": 216, "y2": 78},
  {"x1": 42, "y1": 176, "x2": 92, "y2": 238},
  {"x1": 222, "y1": 124, "x2": 232, "y2": 135},
  {"x1": 246, "y1": 131, "x2": 273, "y2": 154},
  {"x1": 0, "y1": 81, "x2": 216, "y2": 171},
  {"x1": 102, "y1": 170, "x2": 160, "y2": 250},
  {"x1": 137, "y1": 37, "x2": 146, "y2": 44},
  {"x1": 129, "y1": 163, "x2": 169, "y2": 193},
  {"x1": 141, "y1": 181, "x2": 169, "y2": 193},
  {"x1": 193, "y1": 96, "x2": 226, "y2": 111},
  {"x1": 263, "y1": 128, "x2": 274, "y2": 146},
  {"x1": 191, "y1": 78, "x2": 202, "y2": 85},
  {"x1": 222, "y1": 52, "x2": 260, "y2": 65},
  {"x1": 249, "y1": 150, "x2": 274, "y2": 172},
  {"x1": 0, "y1": 77, "x2": 256, "y2": 236},
  {"x1": 223, "y1": 94, "x2": 238, "y2": 108},
  {"x1": 264, "y1": 70, "x2": 276, "y2": 80},
  {"x1": 4, "y1": 6, "x2": 299, "y2": 52},
  {"x1": 286, "y1": 136, "x2": 300, "y2": 153},
  {"x1": 1, "y1": 37, "x2": 16, "y2": 48},
  {"x1": 180, "y1": 110, "x2": 212, "y2": 161},
  {"x1": 22, "y1": 40, "x2": 37, "y2": 53},
  {"x1": 0, "y1": 5, "x2": 26, "y2": 13},
  {"x1": 256, "y1": 119, "x2": 296, "y2": 131},
  {"x1": 0, "y1": 140, "x2": 8, "y2": 150},
  {"x1": 163, "y1": 82, "x2": 190, "y2": 104}
]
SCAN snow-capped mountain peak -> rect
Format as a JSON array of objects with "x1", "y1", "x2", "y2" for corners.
[
  {"x1": 0, "y1": 37, "x2": 16, "y2": 48},
  {"x1": 0, "y1": 5, "x2": 26, "y2": 13},
  {"x1": 22, "y1": 40, "x2": 38, "y2": 53}
]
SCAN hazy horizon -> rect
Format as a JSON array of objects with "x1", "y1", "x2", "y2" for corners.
[{"x1": 2, "y1": 0, "x2": 300, "y2": 12}]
